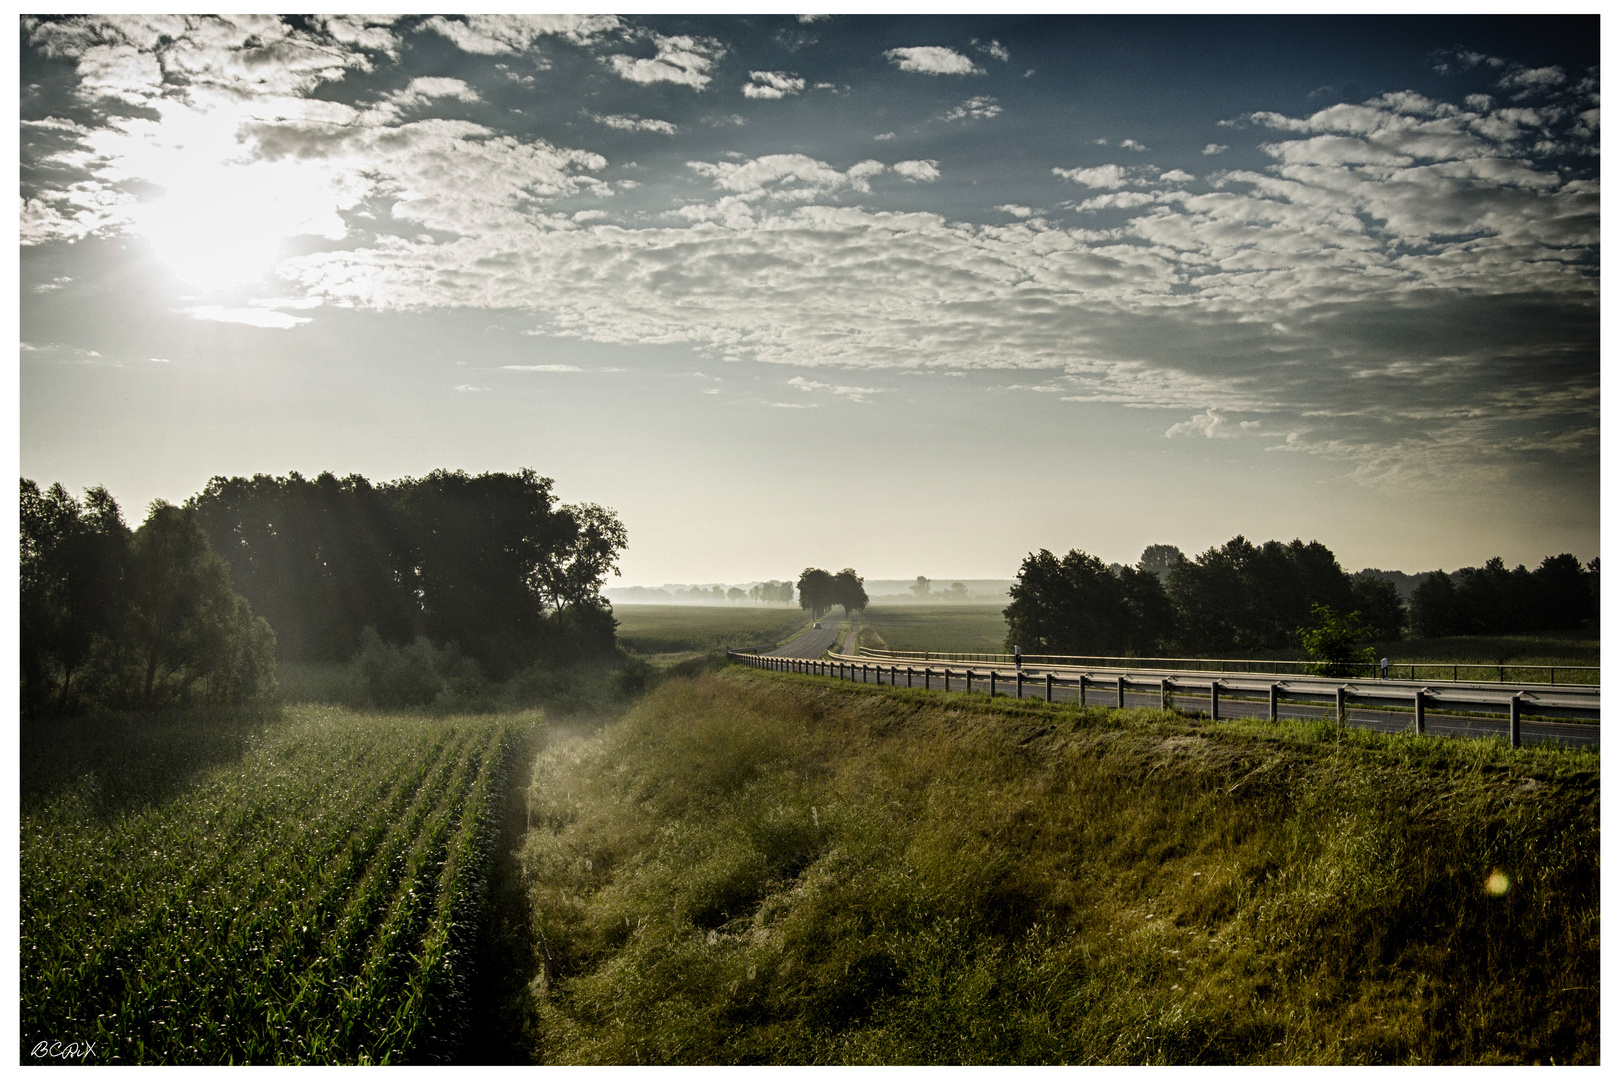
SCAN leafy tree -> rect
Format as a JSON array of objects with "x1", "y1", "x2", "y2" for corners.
[
  {"x1": 727, "y1": 587, "x2": 745, "y2": 602},
  {"x1": 910, "y1": 575, "x2": 932, "y2": 599},
  {"x1": 797, "y1": 568, "x2": 835, "y2": 621},
  {"x1": 945, "y1": 582, "x2": 969, "y2": 601},
  {"x1": 1116, "y1": 563, "x2": 1175, "y2": 655},
  {"x1": 1349, "y1": 575, "x2": 1406, "y2": 640},
  {"x1": 1299, "y1": 604, "x2": 1375, "y2": 678},
  {"x1": 1004, "y1": 549, "x2": 1131, "y2": 656},
  {"x1": 832, "y1": 568, "x2": 868, "y2": 615},
  {"x1": 20, "y1": 480, "x2": 131, "y2": 715},
  {"x1": 1408, "y1": 571, "x2": 1462, "y2": 637},
  {"x1": 1137, "y1": 544, "x2": 1185, "y2": 583}
]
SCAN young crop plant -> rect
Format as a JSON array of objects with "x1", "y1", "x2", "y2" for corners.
[{"x1": 20, "y1": 705, "x2": 536, "y2": 1064}]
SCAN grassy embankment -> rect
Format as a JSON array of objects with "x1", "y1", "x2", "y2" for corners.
[
  {"x1": 20, "y1": 705, "x2": 539, "y2": 1064},
  {"x1": 519, "y1": 668, "x2": 1597, "y2": 1064},
  {"x1": 612, "y1": 604, "x2": 810, "y2": 660}
]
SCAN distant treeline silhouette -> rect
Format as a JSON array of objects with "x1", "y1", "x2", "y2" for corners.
[
  {"x1": 1005, "y1": 536, "x2": 1597, "y2": 657},
  {"x1": 22, "y1": 480, "x2": 277, "y2": 716},
  {"x1": 189, "y1": 469, "x2": 627, "y2": 679}
]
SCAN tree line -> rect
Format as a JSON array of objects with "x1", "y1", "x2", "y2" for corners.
[
  {"x1": 797, "y1": 567, "x2": 868, "y2": 622},
  {"x1": 188, "y1": 469, "x2": 626, "y2": 679},
  {"x1": 1005, "y1": 535, "x2": 1597, "y2": 658},
  {"x1": 22, "y1": 480, "x2": 277, "y2": 716},
  {"x1": 22, "y1": 468, "x2": 628, "y2": 717}
]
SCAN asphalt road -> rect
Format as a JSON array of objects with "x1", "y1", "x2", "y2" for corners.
[
  {"x1": 750, "y1": 655, "x2": 1599, "y2": 749},
  {"x1": 767, "y1": 616, "x2": 841, "y2": 659}
]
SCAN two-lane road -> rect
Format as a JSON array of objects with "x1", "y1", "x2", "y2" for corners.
[{"x1": 768, "y1": 615, "x2": 841, "y2": 659}]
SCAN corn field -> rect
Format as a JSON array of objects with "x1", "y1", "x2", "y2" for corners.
[{"x1": 20, "y1": 706, "x2": 533, "y2": 1064}]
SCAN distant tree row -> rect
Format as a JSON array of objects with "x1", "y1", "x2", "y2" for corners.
[
  {"x1": 188, "y1": 469, "x2": 627, "y2": 679},
  {"x1": 21, "y1": 480, "x2": 276, "y2": 717},
  {"x1": 908, "y1": 576, "x2": 971, "y2": 601},
  {"x1": 1408, "y1": 555, "x2": 1597, "y2": 637},
  {"x1": 1005, "y1": 535, "x2": 1597, "y2": 658},
  {"x1": 797, "y1": 567, "x2": 868, "y2": 622},
  {"x1": 750, "y1": 580, "x2": 796, "y2": 604}
]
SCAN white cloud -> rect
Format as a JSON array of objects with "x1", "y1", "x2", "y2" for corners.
[
  {"x1": 743, "y1": 70, "x2": 805, "y2": 99},
  {"x1": 1052, "y1": 164, "x2": 1134, "y2": 189},
  {"x1": 1158, "y1": 169, "x2": 1194, "y2": 183},
  {"x1": 419, "y1": 14, "x2": 621, "y2": 54},
  {"x1": 1202, "y1": 143, "x2": 1228, "y2": 155},
  {"x1": 883, "y1": 46, "x2": 982, "y2": 76},
  {"x1": 1165, "y1": 409, "x2": 1240, "y2": 439},
  {"x1": 607, "y1": 34, "x2": 725, "y2": 90},
  {"x1": 1119, "y1": 138, "x2": 1148, "y2": 151},
  {"x1": 874, "y1": 132, "x2": 896, "y2": 141},
  {"x1": 798, "y1": 14, "x2": 831, "y2": 24},
  {"x1": 943, "y1": 96, "x2": 1001, "y2": 122},
  {"x1": 997, "y1": 204, "x2": 1033, "y2": 218},
  {"x1": 589, "y1": 113, "x2": 677, "y2": 134},
  {"x1": 148, "y1": 357, "x2": 170, "y2": 362},
  {"x1": 892, "y1": 159, "x2": 940, "y2": 183},
  {"x1": 973, "y1": 38, "x2": 1010, "y2": 62},
  {"x1": 504, "y1": 364, "x2": 583, "y2": 372},
  {"x1": 770, "y1": 402, "x2": 817, "y2": 408},
  {"x1": 788, "y1": 375, "x2": 884, "y2": 402},
  {"x1": 454, "y1": 384, "x2": 487, "y2": 391},
  {"x1": 188, "y1": 305, "x2": 311, "y2": 328},
  {"x1": 688, "y1": 154, "x2": 892, "y2": 202}
]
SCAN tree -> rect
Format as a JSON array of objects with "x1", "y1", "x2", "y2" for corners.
[
  {"x1": 1299, "y1": 604, "x2": 1375, "y2": 678},
  {"x1": 945, "y1": 582, "x2": 968, "y2": 601},
  {"x1": 727, "y1": 587, "x2": 746, "y2": 602},
  {"x1": 910, "y1": 575, "x2": 932, "y2": 599},
  {"x1": 1137, "y1": 544, "x2": 1185, "y2": 584},
  {"x1": 832, "y1": 568, "x2": 868, "y2": 615},
  {"x1": 1408, "y1": 571, "x2": 1461, "y2": 637},
  {"x1": 1349, "y1": 575, "x2": 1406, "y2": 640},
  {"x1": 797, "y1": 568, "x2": 835, "y2": 621},
  {"x1": 124, "y1": 502, "x2": 276, "y2": 707},
  {"x1": 1004, "y1": 549, "x2": 1131, "y2": 656},
  {"x1": 20, "y1": 480, "x2": 131, "y2": 715}
]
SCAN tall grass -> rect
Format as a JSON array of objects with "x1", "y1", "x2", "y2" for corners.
[{"x1": 519, "y1": 670, "x2": 1598, "y2": 1064}]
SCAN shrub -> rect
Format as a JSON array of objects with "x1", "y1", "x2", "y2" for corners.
[{"x1": 346, "y1": 628, "x2": 491, "y2": 712}]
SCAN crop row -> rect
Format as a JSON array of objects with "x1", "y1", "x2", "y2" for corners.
[{"x1": 20, "y1": 706, "x2": 533, "y2": 1064}]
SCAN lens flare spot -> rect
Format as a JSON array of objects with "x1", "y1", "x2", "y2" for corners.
[{"x1": 1484, "y1": 869, "x2": 1511, "y2": 896}]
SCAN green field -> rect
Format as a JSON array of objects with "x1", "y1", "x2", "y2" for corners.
[
  {"x1": 856, "y1": 604, "x2": 1009, "y2": 654},
  {"x1": 21, "y1": 706, "x2": 535, "y2": 1064},
  {"x1": 519, "y1": 668, "x2": 1597, "y2": 1064},
  {"x1": 614, "y1": 604, "x2": 810, "y2": 655}
]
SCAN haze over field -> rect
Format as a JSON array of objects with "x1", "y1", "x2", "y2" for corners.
[{"x1": 19, "y1": 15, "x2": 1598, "y2": 582}]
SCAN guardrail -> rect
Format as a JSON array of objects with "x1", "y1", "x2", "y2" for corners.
[
  {"x1": 726, "y1": 650, "x2": 1600, "y2": 749},
  {"x1": 857, "y1": 647, "x2": 1600, "y2": 687}
]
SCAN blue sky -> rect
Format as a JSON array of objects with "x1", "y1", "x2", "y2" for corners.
[{"x1": 19, "y1": 14, "x2": 1600, "y2": 583}]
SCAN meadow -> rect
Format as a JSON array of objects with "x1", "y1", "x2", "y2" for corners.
[
  {"x1": 518, "y1": 668, "x2": 1597, "y2": 1065},
  {"x1": 20, "y1": 705, "x2": 537, "y2": 1064},
  {"x1": 856, "y1": 604, "x2": 1010, "y2": 654},
  {"x1": 613, "y1": 604, "x2": 811, "y2": 656}
]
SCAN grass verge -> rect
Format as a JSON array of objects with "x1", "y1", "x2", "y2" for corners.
[{"x1": 519, "y1": 668, "x2": 1597, "y2": 1064}]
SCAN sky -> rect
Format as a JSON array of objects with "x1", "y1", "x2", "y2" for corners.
[{"x1": 18, "y1": 14, "x2": 1601, "y2": 585}]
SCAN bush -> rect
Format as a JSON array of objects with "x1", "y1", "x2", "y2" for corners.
[
  {"x1": 345, "y1": 628, "x2": 492, "y2": 712},
  {"x1": 1299, "y1": 604, "x2": 1375, "y2": 678}
]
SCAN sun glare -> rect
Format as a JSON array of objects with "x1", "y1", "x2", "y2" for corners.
[{"x1": 108, "y1": 98, "x2": 351, "y2": 291}]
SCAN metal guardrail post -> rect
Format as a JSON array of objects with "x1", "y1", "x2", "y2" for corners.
[
  {"x1": 1211, "y1": 680, "x2": 1220, "y2": 722},
  {"x1": 1159, "y1": 678, "x2": 1168, "y2": 710},
  {"x1": 990, "y1": 670, "x2": 997, "y2": 697},
  {"x1": 1078, "y1": 674, "x2": 1087, "y2": 706},
  {"x1": 1336, "y1": 686, "x2": 1347, "y2": 728},
  {"x1": 1046, "y1": 672, "x2": 1054, "y2": 702},
  {"x1": 1415, "y1": 688, "x2": 1427, "y2": 734},
  {"x1": 1510, "y1": 692, "x2": 1523, "y2": 748},
  {"x1": 1269, "y1": 682, "x2": 1279, "y2": 722},
  {"x1": 1015, "y1": 670, "x2": 1023, "y2": 699},
  {"x1": 1116, "y1": 677, "x2": 1126, "y2": 709}
]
